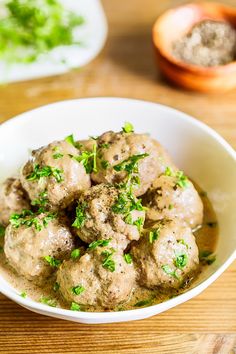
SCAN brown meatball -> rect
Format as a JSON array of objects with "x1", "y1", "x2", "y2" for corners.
[
  {"x1": 57, "y1": 247, "x2": 136, "y2": 309},
  {"x1": 0, "y1": 178, "x2": 30, "y2": 226},
  {"x1": 20, "y1": 140, "x2": 91, "y2": 209},
  {"x1": 144, "y1": 172, "x2": 203, "y2": 228},
  {"x1": 91, "y1": 131, "x2": 176, "y2": 196},
  {"x1": 4, "y1": 213, "x2": 75, "y2": 284},
  {"x1": 73, "y1": 184, "x2": 145, "y2": 251},
  {"x1": 131, "y1": 219, "x2": 199, "y2": 289}
]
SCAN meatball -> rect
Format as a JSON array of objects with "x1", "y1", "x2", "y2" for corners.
[
  {"x1": 131, "y1": 219, "x2": 199, "y2": 289},
  {"x1": 144, "y1": 171, "x2": 203, "y2": 228},
  {"x1": 91, "y1": 131, "x2": 176, "y2": 196},
  {"x1": 73, "y1": 184, "x2": 145, "y2": 250},
  {"x1": 57, "y1": 247, "x2": 136, "y2": 309},
  {"x1": 4, "y1": 213, "x2": 75, "y2": 283},
  {"x1": 20, "y1": 140, "x2": 91, "y2": 209},
  {"x1": 0, "y1": 178, "x2": 30, "y2": 226}
]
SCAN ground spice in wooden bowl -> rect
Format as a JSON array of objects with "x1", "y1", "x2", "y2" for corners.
[{"x1": 172, "y1": 20, "x2": 236, "y2": 67}]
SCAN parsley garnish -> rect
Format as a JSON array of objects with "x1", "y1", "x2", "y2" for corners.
[
  {"x1": 102, "y1": 249, "x2": 116, "y2": 272},
  {"x1": 53, "y1": 282, "x2": 60, "y2": 292},
  {"x1": 26, "y1": 164, "x2": 63, "y2": 183},
  {"x1": 122, "y1": 122, "x2": 134, "y2": 133},
  {"x1": 174, "y1": 253, "x2": 188, "y2": 269},
  {"x1": 0, "y1": 224, "x2": 5, "y2": 238},
  {"x1": 88, "y1": 239, "x2": 111, "y2": 250},
  {"x1": 177, "y1": 239, "x2": 189, "y2": 249},
  {"x1": 20, "y1": 292, "x2": 27, "y2": 298},
  {"x1": 53, "y1": 152, "x2": 63, "y2": 159},
  {"x1": 44, "y1": 255, "x2": 61, "y2": 268},
  {"x1": 31, "y1": 190, "x2": 48, "y2": 209},
  {"x1": 99, "y1": 143, "x2": 110, "y2": 149},
  {"x1": 71, "y1": 285, "x2": 85, "y2": 296},
  {"x1": 164, "y1": 167, "x2": 189, "y2": 188},
  {"x1": 0, "y1": 0, "x2": 85, "y2": 64},
  {"x1": 114, "y1": 153, "x2": 149, "y2": 175},
  {"x1": 70, "y1": 302, "x2": 81, "y2": 311},
  {"x1": 161, "y1": 265, "x2": 179, "y2": 279},
  {"x1": 72, "y1": 202, "x2": 87, "y2": 229},
  {"x1": 124, "y1": 253, "x2": 132, "y2": 264},
  {"x1": 149, "y1": 228, "x2": 160, "y2": 243},
  {"x1": 134, "y1": 299, "x2": 152, "y2": 307},
  {"x1": 71, "y1": 248, "x2": 81, "y2": 260},
  {"x1": 199, "y1": 250, "x2": 216, "y2": 265},
  {"x1": 71, "y1": 143, "x2": 97, "y2": 173},
  {"x1": 40, "y1": 296, "x2": 57, "y2": 307},
  {"x1": 101, "y1": 160, "x2": 109, "y2": 170}
]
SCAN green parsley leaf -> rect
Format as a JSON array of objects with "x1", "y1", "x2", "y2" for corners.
[
  {"x1": 40, "y1": 296, "x2": 57, "y2": 307},
  {"x1": 124, "y1": 253, "x2": 132, "y2": 264},
  {"x1": 26, "y1": 164, "x2": 63, "y2": 183},
  {"x1": 0, "y1": 0, "x2": 85, "y2": 64},
  {"x1": 102, "y1": 249, "x2": 116, "y2": 272},
  {"x1": 71, "y1": 248, "x2": 81, "y2": 260},
  {"x1": 72, "y1": 202, "x2": 87, "y2": 229},
  {"x1": 199, "y1": 250, "x2": 216, "y2": 265},
  {"x1": 133, "y1": 217, "x2": 144, "y2": 232},
  {"x1": 149, "y1": 228, "x2": 160, "y2": 244},
  {"x1": 0, "y1": 224, "x2": 5, "y2": 238},
  {"x1": 88, "y1": 239, "x2": 111, "y2": 250},
  {"x1": 161, "y1": 265, "x2": 179, "y2": 279},
  {"x1": 71, "y1": 143, "x2": 97, "y2": 173},
  {"x1": 101, "y1": 160, "x2": 109, "y2": 170},
  {"x1": 164, "y1": 167, "x2": 189, "y2": 188},
  {"x1": 70, "y1": 302, "x2": 81, "y2": 311},
  {"x1": 20, "y1": 292, "x2": 27, "y2": 298},
  {"x1": 122, "y1": 122, "x2": 134, "y2": 133},
  {"x1": 44, "y1": 255, "x2": 61, "y2": 268},
  {"x1": 177, "y1": 239, "x2": 189, "y2": 249},
  {"x1": 31, "y1": 190, "x2": 49, "y2": 208},
  {"x1": 99, "y1": 143, "x2": 110, "y2": 149},
  {"x1": 168, "y1": 204, "x2": 174, "y2": 210},
  {"x1": 114, "y1": 153, "x2": 149, "y2": 175},
  {"x1": 174, "y1": 253, "x2": 188, "y2": 269},
  {"x1": 134, "y1": 299, "x2": 152, "y2": 307},
  {"x1": 53, "y1": 152, "x2": 63, "y2": 159},
  {"x1": 53, "y1": 282, "x2": 60, "y2": 292},
  {"x1": 71, "y1": 285, "x2": 85, "y2": 296},
  {"x1": 9, "y1": 210, "x2": 45, "y2": 231}
]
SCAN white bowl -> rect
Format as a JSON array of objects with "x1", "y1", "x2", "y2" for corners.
[{"x1": 0, "y1": 97, "x2": 235, "y2": 324}]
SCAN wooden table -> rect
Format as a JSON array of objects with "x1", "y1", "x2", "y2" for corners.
[{"x1": 0, "y1": 0, "x2": 235, "y2": 352}]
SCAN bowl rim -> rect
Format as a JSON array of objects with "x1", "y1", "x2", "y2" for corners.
[
  {"x1": 0, "y1": 96, "x2": 235, "y2": 322},
  {"x1": 152, "y1": 1, "x2": 236, "y2": 74}
]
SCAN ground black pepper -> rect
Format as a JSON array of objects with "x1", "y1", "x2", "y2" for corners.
[{"x1": 172, "y1": 20, "x2": 236, "y2": 67}]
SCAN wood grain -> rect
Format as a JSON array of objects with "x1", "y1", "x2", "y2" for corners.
[{"x1": 0, "y1": 0, "x2": 236, "y2": 352}]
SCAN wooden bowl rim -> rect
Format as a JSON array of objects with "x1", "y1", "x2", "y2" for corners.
[{"x1": 152, "y1": 1, "x2": 236, "y2": 74}]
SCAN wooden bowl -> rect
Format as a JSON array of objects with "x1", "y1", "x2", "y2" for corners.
[{"x1": 152, "y1": 2, "x2": 236, "y2": 92}]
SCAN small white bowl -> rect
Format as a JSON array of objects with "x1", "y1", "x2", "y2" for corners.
[{"x1": 0, "y1": 97, "x2": 235, "y2": 324}]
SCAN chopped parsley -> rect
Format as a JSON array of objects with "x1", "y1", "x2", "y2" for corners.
[
  {"x1": 149, "y1": 228, "x2": 161, "y2": 244},
  {"x1": 88, "y1": 239, "x2": 111, "y2": 250},
  {"x1": 26, "y1": 164, "x2": 63, "y2": 183},
  {"x1": 31, "y1": 191, "x2": 48, "y2": 209},
  {"x1": 70, "y1": 302, "x2": 81, "y2": 311},
  {"x1": 122, "y1": 122, "x2": 134, "y2": 133},
  {"x1": 123, "y1": 253, "x2": 132, "y2": 264},
  {"x1": 177, "y1": 239, "x2": 189, "y2": 249},
  {"x1": 71, "y1": 143, "x2": 97, "y2": 173},
  {"x1": 133, "y1": 217, "x2": 144, "y2": 232},
  {"x1": 101, "y1": 249, "x2": 116, "y2": 272},
  {"x1": 164, "y1": 167, "x2": 189, "y2": 188},
  {"x1": 71, "y1": 248, "x2": 81, "y2": 260},
  {"x1": 174, "y1": 253, "x2": 188, "y2": 269},
  {"x1": 0, "y1": 0, "x2": 85, "y2": 64},
  {"x1": 112, "y1": 189, "x2": 145, "y2": 215},
  {"x1": 161, "y1": 265, "x2": 179, "y2": 279},
  {"x1": 134, "y1": 299, "x2": 152, "y2": 307},
  {"x1": 53, "y1": 282, "x2": 60, "y2": 292},
  {"x1": 99, "y1": 143, "x2": 110, "y2": 149},
  {"x1": 53, "y1": 152, "x2": 63, "y2": 160},
  {"x1": 44, "y1": 255, "x2": 61, "y2": 268},
  {"x1": 40, "y1": 296, "x2": 57, "y2": 307},
  {"x1": 20, "y1": 292, "x2": 27, "y2": 298},
  {"x1": 72, "y1": 202, "x2": 87, "y2": 229},
  {"x1": 168, "y1": 204, "x2": 174, "y2": 210},
  {"x1": 71, "y1": 285, "x2": 85, "y2": 296},
  {"x1": 101, "y1": 160, "x2": 109, "y2": 170},
  {"x1": 199, "y1": 250, "x2": 216, "y2": 265},
  {"x1": 0, "y1": 224, "x2": 5, "y2": 237},
  {"x1": 114, "y1": 153, "x2": 149, "y2": 176}
]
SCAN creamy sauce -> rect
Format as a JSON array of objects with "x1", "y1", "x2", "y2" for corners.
[{"x1": 0, "y1": 186, "x2": 218, "y2": 312}]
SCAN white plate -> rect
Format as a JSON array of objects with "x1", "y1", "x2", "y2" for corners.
[
  {"x1": 0, "y1": 97, "x2": 235, "y2": 324},
  {"x1": 0, "y1": 0, "x2": 108, "y2": 83}
]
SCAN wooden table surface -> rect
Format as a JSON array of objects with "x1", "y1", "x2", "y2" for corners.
[{"x1": 0, "y1": 0, "x2": 236, "y2": 353}]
